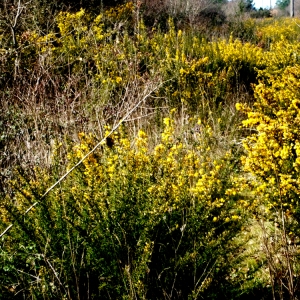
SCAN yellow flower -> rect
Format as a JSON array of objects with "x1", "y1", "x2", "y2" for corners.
[{"x1": 115, "y1": 76, "x2": 122, "y2": 83}]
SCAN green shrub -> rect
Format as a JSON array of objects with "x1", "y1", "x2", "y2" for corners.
[{"x1": 1, "y1": 118, "x2": 249, "y2": 299}]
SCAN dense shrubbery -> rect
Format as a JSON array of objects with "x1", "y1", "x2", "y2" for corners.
[
  {"x1": 238, "y1": 65, "x2": 300, "y2": 299},
  {"x1": 2, "y1": 1, "x2": 300, "y2": 299},
  {"x1": 0, "y1": 118, "x2": 250, "y2": 299}
]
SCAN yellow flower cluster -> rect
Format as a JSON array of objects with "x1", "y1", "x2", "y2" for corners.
[
  {"x1": 53, "y1": 117, "x2": 246, "y2": 227},
  {"x1": 256, "y1": 18, "x2": 300, "y2": 46},
  {"x1": 238, "y1": 65, "x2": 300, "y2": 215},
  {"x1": 16, "y1": 5, "x2": 300, "y2": 117},
  {"x1": 105, "y1": 1, "x2": 134, "y2": 22}
]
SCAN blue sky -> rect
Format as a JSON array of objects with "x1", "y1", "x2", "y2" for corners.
[{"x1": 253, "y1": 0, "x2": 276, "y2": 9}]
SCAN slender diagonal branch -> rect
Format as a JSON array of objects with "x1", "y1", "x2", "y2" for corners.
[{"x1": 0, "y1": 78, "x2": 170, "y2": 239}]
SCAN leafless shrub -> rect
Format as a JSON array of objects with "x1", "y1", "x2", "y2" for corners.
[{"x1": 142, "y1": 0, "x2": 226, "y2": 28}]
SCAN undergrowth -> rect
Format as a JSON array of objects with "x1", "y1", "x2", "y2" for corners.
[{"x1": 1, "y1": 2, "x2": 300, "y2": 299}]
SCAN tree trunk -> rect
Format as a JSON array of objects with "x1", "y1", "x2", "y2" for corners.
[{"x1": 290, "y1": 0, "x2": 294, "y2": 17}]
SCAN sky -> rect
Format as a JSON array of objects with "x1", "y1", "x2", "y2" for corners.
[{"x1": 252, "y1": 0, "x2": 276, "y2": 9}]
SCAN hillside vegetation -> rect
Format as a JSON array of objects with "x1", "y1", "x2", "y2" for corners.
[{"x1": 1, "y1": 2, "x2": 300, "y2": 299}]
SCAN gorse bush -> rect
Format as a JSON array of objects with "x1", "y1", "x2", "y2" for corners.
[
  {"x1": 0, "y1": 117, "x2": 248, "y2": 299},
  {"x1": 238, "y1": 65, "x2": 300, "y2": 299},
  {"x1": 2, "y1": 2, "x2": 300, "y2": 298},
  {"x1": 240, "y1": 65, "x2": 300, "y2": 217}
]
